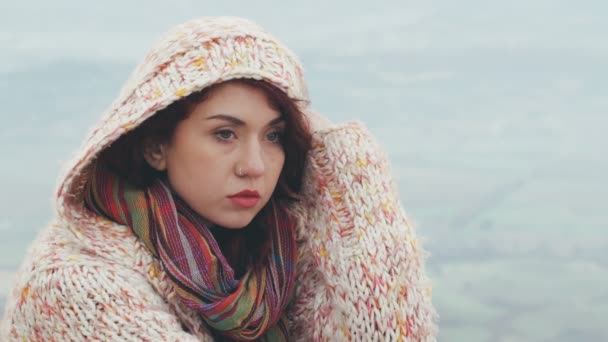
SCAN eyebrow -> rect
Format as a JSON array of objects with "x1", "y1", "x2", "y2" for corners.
[{"x1": 206, "y1": 114, "x2": 285, "y2": 127}]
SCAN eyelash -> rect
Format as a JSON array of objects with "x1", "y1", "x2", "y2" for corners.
[
  {"x1": 214, "y1": 129, "x2": 236, "y2": 141},
  {"x1": 267, "y1": 131, "x2": 283, "y2": 143},
  {"x1": 213, "y1": 129, "x2": 284, "y2": 144}
]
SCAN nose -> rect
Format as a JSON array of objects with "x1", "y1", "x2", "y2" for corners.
[{"x1": 237, "y1": 139, "x2": 265, "y2": 178}]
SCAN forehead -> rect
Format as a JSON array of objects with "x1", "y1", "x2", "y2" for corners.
[{"x1": 191, "y1": 82, "x2": 281, "y2": 122}]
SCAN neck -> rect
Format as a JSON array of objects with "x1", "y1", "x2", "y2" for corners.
[{"x1": 209, "y1": 225, "x2": 248, "y2": 278}]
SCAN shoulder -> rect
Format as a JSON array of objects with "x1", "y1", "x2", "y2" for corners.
[
  {"x1": 1, "y1": 219, "x2": 214, "y2": 341},
  {"x1": 308, "y1": 120, "x2": 389, "y2": 173},
  {"x1": 302, "y1": 120, "x2": 394, "y2": 208},
  {"x1": 1, "y1": 220, "x2": 151, "y2": 333},
  {"x1": 1, "y1": 221, "x2": 177, "y2": 341},
  {"x1": 2, "y1": 260, "x2": 182, "y2": 341},
  {"x1": 310, "y1": 120, "x2": 371, "y2": 146},
  {"x1": 13, "y1": 219, "x2": 149, "y2": 281}
]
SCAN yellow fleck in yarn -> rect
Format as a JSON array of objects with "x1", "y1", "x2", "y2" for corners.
[{"x1": 175, "y1": 88, "x2": 188, "y2": 97}]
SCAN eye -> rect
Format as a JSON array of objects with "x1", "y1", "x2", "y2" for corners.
[
  {"x1": 267, "y1": 130, "x2": 284, "y2": 144},
  {"x1": 214, "y1": 129, "x2": 236, "y2": 141}
]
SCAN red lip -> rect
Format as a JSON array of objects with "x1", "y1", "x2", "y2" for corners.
[
  {"x1": 228, "y1": 190, "x2": 260, "y2": 198},
  {"x1": 228, "y1": 190, "x2": 261, "y2": 209}
]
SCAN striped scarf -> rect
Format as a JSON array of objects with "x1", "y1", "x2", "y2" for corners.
[{"x1": 84, "y1": 163, "x2": 297, "y2": 341}]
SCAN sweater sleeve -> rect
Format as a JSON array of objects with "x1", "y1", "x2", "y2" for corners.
[
  {"x1": 3, "y1": 263, "x2": 206, "y2": 342},
  {"x1": 290, "y1": 121, "x2": 438, "y2": 341}
]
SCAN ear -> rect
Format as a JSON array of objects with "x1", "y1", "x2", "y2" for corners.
[{"x1": 143, "y1": 138, "x2": 167, "y2": 171}]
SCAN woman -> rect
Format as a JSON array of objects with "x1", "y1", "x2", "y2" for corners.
[{"x1": 1, "y1": 17, "x2": 437, "y2": 341}]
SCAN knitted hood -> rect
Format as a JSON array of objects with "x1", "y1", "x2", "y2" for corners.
[{"x1": 54, "y1": 16, "x2": 310, "y2": 227}]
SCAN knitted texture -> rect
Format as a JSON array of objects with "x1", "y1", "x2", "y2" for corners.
[
  {"x1": 1, "y1": 16, "x2": 438, "y2": 341},
  {"x1": 290, "y1": 123, "x2": 437, "y2": 341}
]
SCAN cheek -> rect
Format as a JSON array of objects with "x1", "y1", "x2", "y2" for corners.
[
  {"x1": 170, "y1": 134, "x2": 225, "y2": 169},
  {"x1": 270, "y1": 150, "x2": 286, "y2": 179},
  {"x1": 166, "y1": 139, "x2": 227, "y2": 191}
]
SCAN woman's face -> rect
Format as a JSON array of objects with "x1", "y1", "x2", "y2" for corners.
[{"x1": 148, "y1": 82, "x2": 286, "y2": 229}]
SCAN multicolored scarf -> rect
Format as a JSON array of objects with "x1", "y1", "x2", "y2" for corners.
[{"x1": 84, "y1": 163, "x2": 297, "y2": 341}]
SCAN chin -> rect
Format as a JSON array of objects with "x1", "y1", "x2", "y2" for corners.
[
  {"x1": 221, "y1": 222, "x2": 251, "y2": 229},
  {"x1": 216, "y1": 213, "x2": 257, "y2": 229}
]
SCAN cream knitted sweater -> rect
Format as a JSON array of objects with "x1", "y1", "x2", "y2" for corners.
[{"x1": 1, "y1": 17, "x2": 438, "y2": 341}]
